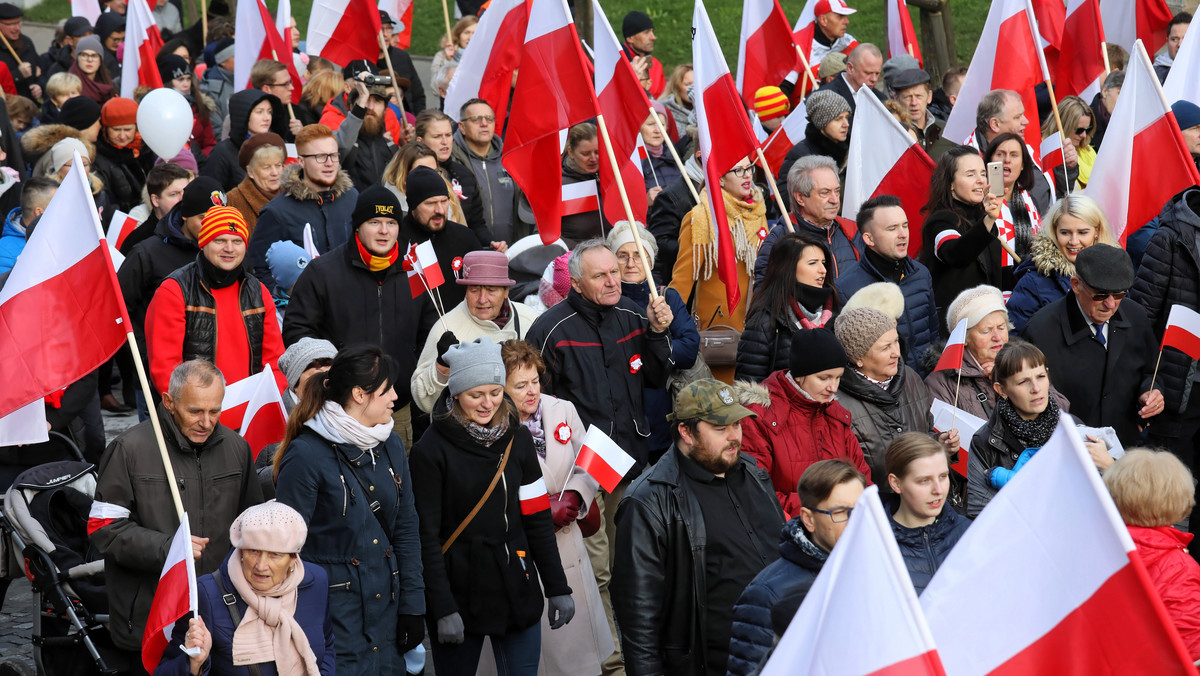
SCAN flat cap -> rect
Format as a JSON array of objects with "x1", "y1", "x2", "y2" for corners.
[
  {"x1": 1074, "y1": 243, "x2": 1134, "y2": 292},
  {"x1": 889, "y1": 68, "x2": 931, "y2": 92}
]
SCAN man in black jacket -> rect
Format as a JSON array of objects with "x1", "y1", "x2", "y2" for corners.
[
  {"x1": 397, "y1": 165, "x2": 483, "y2": 310},
  {"x1": 0, "y1": 3, "x2": 42, "y2": 100},
  {"x1": 613, "y1": 379, "x2": 783, "y2": 676}
]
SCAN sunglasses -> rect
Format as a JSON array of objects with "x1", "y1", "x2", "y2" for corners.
[{"x1": 1073, "y1": 126, "x2": 1094, "y2": 136}]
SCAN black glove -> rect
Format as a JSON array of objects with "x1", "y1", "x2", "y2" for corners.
[
  {"x1": 436, "y1": 612, "x2": 465, "y2": 644},
  {"x1": 435, "y1": 331, "x2": 460, "y2": 367},
  {"x1": 547, "y1": 594, "x2": 575, "y2": 629},
  {"x1": 397, "y1": 614, "x2": 425, "y2": 653}
]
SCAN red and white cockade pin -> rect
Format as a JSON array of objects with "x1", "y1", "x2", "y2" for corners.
[
  {"x1": 451, "y1": 256, "x2": 464, "y2": 279},
  {"x1": 554, "y1": 422, "x2": 572, "y2": 444},
  {"x1": 757, "y1": 226, "x2": 768, "y2": 241},
  {"x1": 629, "y1": 354, "x2": 643, "y2": 373}
]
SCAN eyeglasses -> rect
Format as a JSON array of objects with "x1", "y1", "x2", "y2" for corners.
[
  {"x1": 269, "y1": 80, "x2": 293, "y2": 89},
  {"x1": 725, "y1": 165, "x2": 754, "y2": 178},
  {"x1": 810, "y1": 506, "x2": 854, "y2": 522},
  {"x1": 615, "y1": 252, "x2": 643, "y2": 265},
  {"x1": 300, "y1": 152, "x2": 339, "y2": 164},
  {"x1": 1089, "y1": 290, "x2": 1127, "y2": 301},
  {"x1": 463, "y1": 114, "x2": 495, "y2": 124},
  {"x1": 78, "y1": 51, "x2": 101, "y2": 60}
]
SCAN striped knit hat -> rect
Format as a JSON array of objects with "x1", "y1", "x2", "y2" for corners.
[
  {"x1": 197, "y1": 206, "x2": 250, "y2": 248},
  {"x1": 754, "y1": 86, "x2": 790, "y2": 122}
]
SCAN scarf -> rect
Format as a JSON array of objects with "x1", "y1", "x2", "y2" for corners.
[
  {"x1": 520, "y1": 402, "x2": 546, "y2": 459},
  {"x1": 197, "y1": 251, "x2": 245, "y2": 289},
  {"x1": 997, "y1": 189, "x2": 1041, "y2": 266},
  {"x1": 793, "y1": 283, "x2": 834, "y2": 328},
  {"x1": 304, "y1": 401, "x2": 393, "y2": 455},
  {"x1": 234, "y1": 173, "x2": 280, "y2": 222},
  {"x1": 465, "y1": 419, "x2": 509, "y2": 447},
  {"x1": 355, "y1": 235, "x2": 400, "y2": 272},
  {"x1": 686, "y1": 187, "x2": 767, "y2": 281},
  {"x1": 645, "y1": 142, "x2": 665, "y2": 159},
  {"x1": 70, "y1": 62, "x2": 114, "y2": 103},
  {"x1": 227, "y1": 554, "x2": 320, "y2": 676},
  {"x1": 683, "y1": 155, "x2": 705, "y2": 186},
  {"x1": 997, "y1": 394, "x2": 1060, "y2": 448}
]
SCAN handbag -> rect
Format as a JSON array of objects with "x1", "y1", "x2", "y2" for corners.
[
  {"x1": 442, "y1": 438, "x2": 514, "y2": 554},
  {"x1": 696, "y1": 306, "x2": 741, "y2": 366},
  {"x1": 666, "y1": 352, "x2": 715, "y2": 399}
]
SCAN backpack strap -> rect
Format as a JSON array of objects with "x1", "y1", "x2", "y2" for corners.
[{"x1": 211, "y1": 575, "x2": 263, "y2": 676}]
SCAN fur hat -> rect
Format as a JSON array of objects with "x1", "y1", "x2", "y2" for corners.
[
  {"x1": 834, "y1": 307, "x2": 897, "y2": 365},
  {"x1": 946, "y1": 284, "x2": 1007, "y2": 333},
  {"x1": 805, "y1": 89, "x2": 850, "y2": 130},
  {"x1": 841, "y1": 282, "x2": 904, "y2": 320}
]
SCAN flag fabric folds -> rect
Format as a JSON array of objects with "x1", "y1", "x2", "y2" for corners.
[
  {"x1": 141, "y1": 513, "x2": 200, "y2": 674},
  {"x1": 761, "y1": 101, "x2": 808, "y2": 177},
  {"x1": 237, "y1": 0, "x2": 303, "y2": 104},
  {"x1": 306, "y1": 0, "x2": 384, "y2": 66},
  {"x1": 444, "y1": 0, "x2": 529, "y2": 130},
  {"x1": 736, "y1": 0, "x2": 799, "y2": 102},
  {"x1": 1162, "y1": 304, "x2": 1200, "y2": 361},
  {"x1": 220, "y1": 365, "x2": 288, "y2": 458},
  {"x1": 933, "y1": 318, "x2": 968, "y2": 373},
  {"x1": 403, "y1": 241, "x2": 445, "y2": 299},
  {"x1": 1163, "y1": 24, "x2": 1200, "y2": 108},
  {"x1": 887, "y1": 0, "x2": 923, "y2": 66},
  {"x1": 1039, "y1": 132, "x2": 1066, "y2": 173},
  {"x1": 120, "y1": 0, "x2": 165, "y2": 100},
  {"x1": 1054, "y1": 0, "x2": 1107, "y2": 99},
  {"x1": 519, "y1": 477, "x2": 551, "y2": 515},
  {"x1": 576, "y1": 426, "x2": 637, "y2": 493},
  {"x1": 1100, "y1": 0, "x2": 1174, "y2": 55}
]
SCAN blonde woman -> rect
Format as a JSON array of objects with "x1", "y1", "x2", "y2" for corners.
[
  {"x1": 382, "y1": 141, "x2": 466, "y2": 221},
  {"x1": 1041, "y1": 95, "x2": 1097, "y2": 190}
]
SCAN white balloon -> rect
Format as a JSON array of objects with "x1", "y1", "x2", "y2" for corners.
[{"x1": 137, "y1": 88, "x2": 193, "y2": 160}]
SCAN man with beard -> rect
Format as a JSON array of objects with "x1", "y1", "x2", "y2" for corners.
[
  {"x1": 398, "y1": 165, "x2": 482, "y2": 309},
  {"x1": 612, "y1": 379, "x2": 784, "y2": 676},
  {"x1": 325, "y1": 75, "x2": 399, "y2": 190},
  {"x1": 248, "y1": 123, "x2": 358, "y2": 297}
]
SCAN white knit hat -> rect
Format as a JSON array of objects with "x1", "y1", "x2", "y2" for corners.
[
  {"x1": 946, "y1": 285, "x2": 1007, "y2": 332},
  {"x1": 606, "y1": 221, "x2": 658, "y2": 268}
]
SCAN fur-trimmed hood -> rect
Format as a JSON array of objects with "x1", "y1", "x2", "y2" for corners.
[
  {"x1": 1029, "y1": 230, "x2": 1075, "y2": 279},
  {"x1": 278, "y1": 163, "x2": 354, "y2": 202},
  {"x1": 21, "y1": 124, "x2": 96, "y2": 164},
  {"x1": 735, "y1": 379, "x2": 772, "y2": 408}
]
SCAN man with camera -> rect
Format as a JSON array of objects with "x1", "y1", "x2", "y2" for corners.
[{"x1": 317, "y1": 60, "x2": 405, "y2": 190}]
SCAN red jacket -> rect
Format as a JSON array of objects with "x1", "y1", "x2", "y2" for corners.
[
  {"x1": 621, "y1": 44, "x2": 665, "y2": 99},
  {"x1": 739, "y1": 370, "x2": 871, "y2": 517},
  {"x1": 1129, "y1": 525, "x2": 1200, "y2": 661},
  {"x1": 319, "y1": 93, "x2": 403, "y2": 144}
]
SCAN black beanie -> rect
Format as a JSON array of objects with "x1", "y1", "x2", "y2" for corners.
[
  {"x1": 59, "y1": 96, "x2": 102, "y2": 131},
  {"x1": 622, "y1": 11, "x2": 654, "y2": 39},
  {"x1": 789, "y1": 328, "x2": 848, "y2": 378},
  {"x1": 158, "y1": 54, "x2": 190, "y2": 83},
  {"x1": 95, "y1": 12, "x2": 125, "y2": 43},
  {"x1": 353, "y1": 184, "x2": 403, "y2": 227},
  {"x1": 405, "y1": 166, "x2": 449, "y2": 209},
  {"x1": 180, "y1": 177, "x2": 227, "y2": 218}
]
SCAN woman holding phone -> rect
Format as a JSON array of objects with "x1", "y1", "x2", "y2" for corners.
[{"x1": 984, "y1": 133, "x2": 1042, "y2": 289}]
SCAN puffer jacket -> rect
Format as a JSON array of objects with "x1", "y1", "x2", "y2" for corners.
[
  {"x1": 1130, "y1": 189, "x2": 1200, "y2": 425},
  {"x1": 1128, "y1": 525, "x2": 1200, "y2": 661},
  {"x1": 116, "y1": 204, "x2": 199, "y2": 348},
  {"x1": 737, "y1": 373, "x2": 871, "y2": 517},
  {"x1": 93, "y1": 136, "x2": 157, "y2": 212},
  {"x1": 735, "y1": 299, "x2": 837, "y2": 384},
  {"x1": 1008, "y1": 233, "x2": 1074, "y2": 333},
  {"x1": 834, "y1": 254, "x2": 939, "y2": 375},
  {"x1": 0, "y1": 207, "x2": 24, "y2": 274},
  {"x1": 202, "y1": 89, "x2": 289, "y2": 191},
  {"x1": 836, "y1": 365, "x2": 935, "y2": 492},
  {"x1": 883, "y1": 494, "x2": 969, "y2": 594},
  {"x1": 726, "y1": 517, "x2": 827, "y2": 676}
]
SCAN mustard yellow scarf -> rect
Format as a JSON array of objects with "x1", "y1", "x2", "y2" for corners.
[{"x1": 687, "y1": 186, "x2": 767, "y2": 281}]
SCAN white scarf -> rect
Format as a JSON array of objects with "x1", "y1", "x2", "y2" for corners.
[{"x1": 304, "y1": 401, "x2": 392, "y2": 456}]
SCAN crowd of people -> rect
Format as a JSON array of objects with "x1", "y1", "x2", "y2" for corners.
[{"x1": 3, "y1": 0, "x2": 1200, "y2": 674}]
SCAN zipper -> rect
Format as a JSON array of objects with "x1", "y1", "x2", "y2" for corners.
[
  {"x1": 922, "y1": 528, "x2": 935, "y2": 571},
  {"x1": 340, "y1": 474, "x2": 348, "y2": 516},
  {"x1": 480, "y1": 160, "x2": 495, "y2": 226},
  {"x1": 377, "y1": 285, "x2": 384, "y2": 346},
  {"x1": 193, "y1": 452, "x2": 203, "y2": 536},
  {"x1": 330, "y1": 581, "x2": 350, "y2": 590},
  {"x1": 500, "y1": 463, "x2": 510, "y2": 564}
]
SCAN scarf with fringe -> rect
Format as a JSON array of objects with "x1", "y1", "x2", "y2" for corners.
[{"x1": 686, "y1": 187, "x2": 767, "y2": 281}]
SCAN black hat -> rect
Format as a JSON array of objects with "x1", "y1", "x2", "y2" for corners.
[
  {"x1": 789, "y1": 328, "x2": 848, "y2": 378},
  {"x1": 353, "y1": 185, "x2": 403, "y2": 227},
  {"x1": 0, "y1": 3, "x2": 21, "y2": 20},
  {"x1": 95, "y1": 12, "x2": 125, "y2": 42},
  {"x1": 180, "y1": 177, "x2": 227, "y2": 219},
  {"x1": 405, "y1": 166, "x2": 449, "y2": 208},
  {"x1": 344, "y1": 59, "x2": 376, "y2": 81},
  {"x1": 622, "y1": 11, "x2": 653, "y2": 39},
  {"x1": 157, "y1": 53, "x2": 189, "y2": 82},
  {"x1": 1074, "y1": 243, "x2": 1134, "y2": 293},
  {"x1": 379, "y1": 9, "x2": 396, "y2": 26},
  {"x1": 64, "y1": 16, "x2": 93, "y2": 38},
  {"x1": 888, "y1": 68, "x2": 931, "y2": 92},
  {"x1": 59, "y1": 96, "x2": 102, "y2": 131}
]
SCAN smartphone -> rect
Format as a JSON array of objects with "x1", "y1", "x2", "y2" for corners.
[{"x1": 987, "y1": 161, "x2": 1004, "y2": 197}]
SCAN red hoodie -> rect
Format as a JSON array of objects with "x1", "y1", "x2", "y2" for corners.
[{"x1": 1129, "y1": 525, "x2": 1200, "y2": 661}]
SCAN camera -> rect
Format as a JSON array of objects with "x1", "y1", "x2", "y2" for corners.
[{"x1": 362, "y1": 74, "x2": 393, "y2": 87}]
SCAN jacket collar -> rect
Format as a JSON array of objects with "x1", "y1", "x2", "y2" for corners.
[
  {"x1": 777, "y1": 517, "x2": 829, "y2": 572},
  {"x1": 155, "y1": 402, "x2": 226, "y2": 453},
  {"x1": 279, "y1": 163, "x2": 354, "y2": 202},
  {"x1": 1061, "y1": 293, "x2": 1129, "y2": 346}
]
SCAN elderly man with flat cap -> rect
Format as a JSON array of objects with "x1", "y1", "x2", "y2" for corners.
[
  {"x1": 889, "y1": 68, "x2": 955, "y2": 160},
  {"x1": 1022, "y1": 243, "x2": 1163, "y2": 448}
]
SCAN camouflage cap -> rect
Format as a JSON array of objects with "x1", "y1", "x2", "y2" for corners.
[{"x1": 668, "y1": 378, "x2": 756, "y2": 425}]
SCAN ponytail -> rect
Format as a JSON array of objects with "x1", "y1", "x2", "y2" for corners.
[{"x1": 272, "y1": 373, "x2": 329, "y2": 482}]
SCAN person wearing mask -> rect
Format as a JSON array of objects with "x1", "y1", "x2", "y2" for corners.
[
  {"x1": 816, "y1": 43, "x2": 886, "y2": 113},
  {"x1": 120, "y1": 162, "x2": 193, "y2": 254},
  {"x1": 203, "y1": 89, "x2": 288, "y2": 192},
  {"x1": 621, "y1": 11, "x2": 664, "y2": 98},
  {"x1": 273, "y1": 345, "x2": 426, "y2": 674},
  {"x1": 226, "y1": 132, "x2": 286, "y2": 237},
  {"x1": 92, "y1": 97, "x2": 157, "y2": 212},
  {"x1": 410, "y1": 338, "x2": 574, "y2": 675},
  {"x1": 971, "y1": 89, "x2": 1074, "y2": 214},
  {"x1": 1156, "y1": 12, "x2": 1191, "y2": 82},
  {"x1": 775, "y1": 90, "x2": 851, "y2": 192},
  {"x1": 397, "y1": 165, "x2": 483, "y2": 310},
  {"x1": 984, "y1": 132, "x2": 1042, "y2": 287},
  {"x1": 158, "y1": 53, "x2": 217, "y2": 162},
  {"x1": 414, "y1": 109, "x2": 493, "y2": 245},
  {"x1": 68, "y1": 35, "x2": 114, "y2": 105},
  {"x1": 658, "y1": 64, "x2": 693, "y2": 138},
  {"x1": 0, "y1": 3, "x2": 43, "y2": 100}
]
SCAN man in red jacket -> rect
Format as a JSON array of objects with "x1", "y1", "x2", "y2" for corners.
[{"x1": 622, "y1": 11, "x2": 664, "y2": 99}]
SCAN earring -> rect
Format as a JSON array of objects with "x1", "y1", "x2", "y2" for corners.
[
  {"x1": 857, "y1": 361, "x2": 863, "y2": 368},
  {"x1": 288, "y1": 567, "x2": 295, "y2": 573}
]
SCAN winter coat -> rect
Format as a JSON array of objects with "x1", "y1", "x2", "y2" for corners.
[
  {"x1": 738, "y1": 372, "x2": 872, "y2": 516},
  {"x1": 248, "y1": 163, "x2": 358, "y2": 296},
  {"x1": 116, "y1": 205, "x2": 199, "y2": 349},
  {"x1": 275, "y1": 427, "x2": 424, "y2": 674},
  {"x1": 837, "y1": 366, "x2": 935, "y2": 491},
  {"x1": 735, "y1": 304, "x2": 825, "y2": 384},
  {"x1": 451, "y1": 130, "x2": 525, "y2": 244},
  {"x1": 319, "y1": 93, "x2": 402, "y2": 193},
  {"x1": 410, "y1": 397, "x2": 570, "y2": 635},
  {"x1": 726, "y1": 518, "x2": 827, "y2": 676},
  {"x1": 613, "y1": 448, "x2": 783, "y2": 676},
  {"x1": 883, "y1": 494, "x2": 969, "y2": 595},
  {"x1": 1007, "y1": 233, "x2": 1074, "y2": 333},
  {"x1": 377, "y1": 47, "x2": 427, "y2": 115},
  {"x1": 754, "y1": 216, "x2": 862, "y2": 287},
  {"x1": 199, "y1": 66, "x2": 236, "y2": 138},
  {"x1": 519, "y1": 157, "x2": 608, "y2": 248},
  {"x1": 93, "y1": 137, "x2": 157, "y2": 212},
  {"x1": 642, "y1": 149, "x2": 681, "y2": 195},
  {"x1": 925, "y1": 350, "x2": 1072, "y2": 423},
  {"x1": 188, "y1": 91, "x2": 219, "y2": 161},
  {"x1": 397, "y1": 211, "x2": 482, "y2": 310},
  {"x1": 966, "y1": 403, "x2": 1035, "y2": 518},
  {"x1": 835, "y1": 254, "x2": 939, "y2": 375},
  {"x1": 439, "y1": 156, "x2": 491, "y2": 246},
  {"x1": 525, "y1": 289, "x2": 675, "y2": 469},
  {"x1": 154, "y1": 552, "x2": 336, "y2": 676},
  {"x1": 20, "y1": 122, "x2": 92, "y2": 177},
  {"x1": 89, "y1": 406, "x2": 263, "y2": 650},
  {"x1": 202, "y1": 90, "x2": 289, "y2": 192},
  {"x1": 282, "y1": 240, "x2": 440, "y2": 410},
  {"x1": 921, "y1": 205, "x2": 1004, "y2": 332},
  {"x1": 0, "y1": 207, "x2": 24, "y2": 274},
  {"x1": 646, "y1": 172, "x2": 699, "y2": 284},
  {"x1": 0, "y1": 33, "x2": 40, "y2": 99},
  {"x1": 1128, "y1": 525, "x2": 1200, "y2": 661},
  {"x1": 775, "y1": 122, "x2": 849, "y2": 197},
  {"x1": 226, "y1": 173, "x2": 279, "y2": 237}
]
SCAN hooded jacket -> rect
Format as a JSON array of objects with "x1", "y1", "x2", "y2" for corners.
[
  {"x1": 202, "y1": 89, "x2": 288, "y2": 191},
  {"x1": 0, "y1": 207, "x2": 24, "y2": 274},
  {"x1": 837, "y1": 365, "x2": 936, "y2": 489},
  {"x1": 451, "y1": 129, "x2": 524, "y2": 244},
  {"x1": 1128, "y1": 525, "x2": 1200, "y2": 661},
  {"x1": 1007, "y1": 232, "x2": 1075, "y2": 332},
  {"x1": 883, "y1": 494, "x2": 969, "y2": 594}
]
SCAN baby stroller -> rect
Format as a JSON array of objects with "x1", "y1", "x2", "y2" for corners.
[{"x1": 0, "y1": 439, "x2": 122, "y2": 676}]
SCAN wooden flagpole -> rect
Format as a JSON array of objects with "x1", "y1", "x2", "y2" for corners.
[
  {"x1": 648, "y1": 106, "x2": 703, "y2": 205},
  {"x1": 755, "y1": 148, "x2": 794, "y2": 233},
  {"x1": 596, "y1": 113, "x2": 658, "y2": 302}
]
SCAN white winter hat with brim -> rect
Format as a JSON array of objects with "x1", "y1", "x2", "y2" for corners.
[{"x1": 946, "y1": 284, "x2": 1007, "y2": 333}]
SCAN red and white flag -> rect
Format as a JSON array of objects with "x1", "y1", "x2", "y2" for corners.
[
  {"x1": 561, "y1": 179, "x2": 601, "y2": 216},
  {"x1": 887, "y1": 0, "x2": 923, "y2": 66},
  {"x1": 933, "y1": 318, "x2": 968, "y2": 373},
  {"x1": 791, "y1": 0, "x2": 853, "y2": 64},
  {"x1": 943, "y1": 0, "x2": 1044, "y2": 156},
  {"x1": 762, "y1": 486, "x2": 946, "y2": 675},
  {"x1": 306, "y1": 0, "x2": 383, "y2": 67},
  {"x1": 842, "y1": 88, "x2": 936, "y2": 258},
  {"x1": 1085, "y1": 41, "x2": 1200, "y2": 244},
  {"x1": 1054, "y1": 0, "x2": 1107, "y2": 99},
  {"x1": 693, "y1": 0, "x2": 763, "y2": 313},
  {"x1": 502, "y1": 0, "x2": 599, "y2": 245},
  {"x1": 120, "y1": 0, "x2": 165, "y2": 100},
  {"x1": 221, "y1": 365, "x2": 287, "y2": 458},
  {"x1": 378, "y1": 0, "x2": 415, "y2": 49},
  {"x1": 0, "y1": 152, "x2": 129, "y2": 418},
  {"x1": 71, "y1": 0, "x2": 100, "y2": 23},
  {"x1": 1029, "y1": 0, "x2": 1065, "y2": 53},
  {"x1": 276, "y1": 0, "x2": 293, "y2": 47},
  {"x1": 106, "y1": 210, "x2": 140, "y2": 252},
  {"x1": 922, "y1": 417, "x2": 1196, "y2": 674},
  {"x1": 87, "y1": 499, "x2": 131, "y2": 535},
  {"x1": 593, "y1": 0, "x2": 650, "y2": 227},
  {"x1": 236, "y1": 0, "x2": 303, "y2": 104},
  {"x1": 761, "y1": 100, "x2": 808, "y2": 178},
  {"x1": 1163, "y1": 23, "x2": 1200, "y2": 109},
  {"x1": 575, "y1": 425, "x2": 636, "y2": 493},
  {"x1": 736, "y1": 0, "x2": 798, "y2": 102},
  {"x1": 1099, "y1": 0, "x2": 1173, "y2": 54},
  {"x1": 142, "y1": 513, "x2": 200, "y2": 674},
  {"x1": 1039, "y1": 131, "x2": 1066, "y2": 173},
  {"x1": 444, "y1": 0, "x2": 528, "y2": 130},
  {"x1": 519, "y1": 477, "x2": 551, "y2": 515},
  {"x1": 403, "y1": 240, "x2": 445, "y2": 298},
  {"x1": 1162, "y1": 304, "x2": 1200, "y2": 360}
]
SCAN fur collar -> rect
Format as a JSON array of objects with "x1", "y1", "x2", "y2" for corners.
[
  {"x1": 1029, "y1": 231, "x2": 1075, "y2": 278},
  {"x1": 735, "y1": 380, "x2": 772, "y2": 408},
  {"x1": 21, "y1": 123, "x2": 95, "y2": 162},
  {"x1": 279, "y1": 163, "x2": 354, "y2": 202}
]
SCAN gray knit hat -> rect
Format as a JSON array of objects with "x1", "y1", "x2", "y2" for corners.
[
  {"x1": 834, "y1": 307, "x2": 897, "y2": 365},
  {"x1": 278, "y1": 337, "x2": 337, "y2": 390},
  {"x1": 445, "y1": 337, "x2": 506, "y2": 396},
  {"x1": 805, "y1": 89, "x2": 851, "y2": 130}
]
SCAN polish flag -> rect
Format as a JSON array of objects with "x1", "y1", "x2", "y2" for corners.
[
  {"x1": 220, "y1": 365, "x2": 287, "y2": 458},
  {"x1": 887, "y1": 0, "x2": 923, "y2": 67},
  {"x1": 1099, "y1": 0, "x2": 1173, "y2": 55},
  {"x1": 791, "y1": 0, "x2": 852, "y2": 63},
  {"x1": 276, "y1": 0, "x2": 293, "y2": 48},
  {"x1": 0, "y1": 153, "x2": 129, "y2": 418},
  {"x1": 943, "y1": 0, "x2": 1044, "y2": 157},
  {"x1": 842, "y1": 88, "x2": 937, "y2": 258},
  {"x1": 1054, "y1": 0, "x2": 1107, "y2": 100},
  {"x1": 593, "y1": 0, "x2": 650, "y2": 227},
  {"x1": 87, "y1": 500, "x2": 131, "y2": 535},
  {"x1": 306, "y1": 0, "x2": 384, "y2": 67},
  {"x1": 518, "y1": 477, "x2": 551, "y2": 515},
  {"x1": 71, "y1": 0, "x2": 100, "y2": 23},
  {"x1": 142, "y1": 514, "x2": 200, "y2": 674},
  {"x1": 106, "y1": 210, "x2": 140, "y2": 252},
  {"x1": 1085, "y1": 41, "x2": 1200, "y2": 244},
  {"x1": 736, "y1": 0, "x2": 798, "y2": 102},
  {"x1": 1029, "y1": 0, "x2": 1065, "y2": 57},
  {"x1": 762, "y1": 486, "x2": 946, "y2": 676},
  {"x1": 502, "y1": 0, "x2": 599, "y2": 245},
  {"x1": 120, "y1": 0, "x2": 165, "y2": 100},
  {"x1": 921, "y1": 417, "x2": 1196, "y2": 675},
  {"x1": 761, "y1": 100, "x2": 807, "y2": 178},
  {"x1": 575, "y1": 426, "x2": 636, "y2": 493},
  {"x1": 1162, "y1": 304, "x2": 1200, "y2": 360},
  {"x1": 237, "y1": 0, "x2": 304, "y2": 104},
  {"x1": 1039, "y1": 131, "x2": 1066, "y2": 173},
  {"x1": 933, "y1": 318, "x2": 968, "y2": 373},
  {"x1": 693, "y1": 0, "x2": 763, "y2": 313},
  {"x1": 1163, "y1": 25, "x2": 1200, "y2": 109},
  {"x1": 403, "y1": 240, "x2": 444, "y2": 298},
  {"x1": 929, "y1": 399, "x2": 985, "y2": 477},
  {"x1": 444, "y1": 0, "x2": 528, "y2": 130},
  {"x1": 561, "y1": 180, "x2": 601, "y2": 216},
  {"x1": 378, "y1": 0, "x2": 414, "y2": 48}
]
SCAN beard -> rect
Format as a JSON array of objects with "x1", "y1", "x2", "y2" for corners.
[
  {"x1": 690, "y1": 436, "x2": 741, "y2": 475},
  {"x1": 361, "y1": 112, "x2": 384, "y2": 138}
]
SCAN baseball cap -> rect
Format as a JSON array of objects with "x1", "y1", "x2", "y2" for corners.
[
  {"x1": 815, "y1": 0, "x2": 856, "y2": 16},
  {"x1": 668, "y1": 379, "x2": 756, "y2": 424}
]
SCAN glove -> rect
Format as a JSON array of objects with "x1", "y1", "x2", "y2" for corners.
[
  {"x1": 435, "y1": 331, "x2": 460, "y2": 367},
  {"x1": 988, "y1": 447, "x2": 1040, "y2": 489},
  {"x1": 396, "y1": 614, "x2": 425, "y2": 653},
  {"x1": 549, "y1": 491, "x2": 582, "y2": 528},
  {"x1": 547, "y1": 594, "x2": 575, "y2": 630},
  {"x1": 436, "y1": 612, "x2": 464, "y2": 644}
]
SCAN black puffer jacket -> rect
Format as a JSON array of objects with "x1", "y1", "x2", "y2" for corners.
[
  {"x1": 735, "y1": 301, "x2": 836, "y2": 383},
  {"x1": 201, "y1": 90, "x2": 288, "y2": 191},
  {"x1": 921, "y1": 204, "x2": 1003, "y2": 332},
  {"x1": 836, "y1": 366, "x2": 936, "y2": 490},
  {"x1": 647, "y1": 171, "x2": 699, "y2": 285},
  {"x1": 883, "y1": 494, "x2": 969, "y2": 594},
  {"x1": 92, "y1": 137, "x2": 157, "y2": 212}
]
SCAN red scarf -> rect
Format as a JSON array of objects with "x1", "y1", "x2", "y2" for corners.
[{"x1": 355, "y1": 235, "x2": 399, "y2": 271}]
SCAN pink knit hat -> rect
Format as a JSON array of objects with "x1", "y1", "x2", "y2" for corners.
[
  {"x1": 229, "y1": 501, "x2": 307, "y2": 554},
  {"x1": 538, "y1": 252, "x2": 572, "y2": 308}
]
